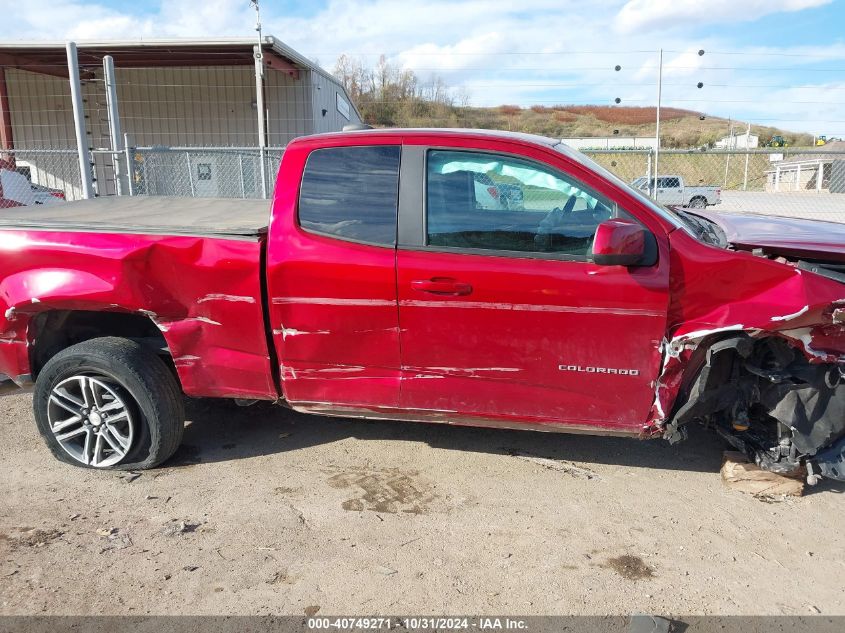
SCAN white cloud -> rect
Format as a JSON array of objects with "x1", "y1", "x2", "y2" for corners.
[
  {"x1": 0, "y1": 0, "x2": 843, "y2": 134},
  {"x1": 0, "y1": 0, "x2": 253, "y2": 40},
  {"x1": 614, "y1": 0, "x2": 833, "y2": 34},
  {"x1": 398, "y1": 33, "x2": 510, "y2": 73}
]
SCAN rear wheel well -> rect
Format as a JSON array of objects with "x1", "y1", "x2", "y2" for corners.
[{"x1": 29, "y1": 310, "x2": 170, "y2": 379}]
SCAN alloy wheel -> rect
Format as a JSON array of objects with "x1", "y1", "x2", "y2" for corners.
[{"x1": 47, "y1": 375, "x2": 135, "y2": 468}]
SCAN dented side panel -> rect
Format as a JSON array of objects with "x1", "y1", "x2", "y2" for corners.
[
  {"x1": 648, "y1": 228, "x2": 845, "y2": 434},
  {"x1": 266, "y1": 136, "x2": 404, "y2": 409},
  {"x1": 0, "y1": 230, "x2": 276, "y2": 400}
]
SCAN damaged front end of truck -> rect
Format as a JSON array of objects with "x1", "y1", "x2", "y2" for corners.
[{"x1": 648, "y1": 220, "x2": 845, "y2": 485}]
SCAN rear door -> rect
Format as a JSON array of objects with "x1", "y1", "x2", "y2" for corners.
[
  {"x1": 395, "y1": 140, "x2": 670, "y2": 432},
  {"x1": 266, "y1": 140, "x2": 402, "y2": 409}
]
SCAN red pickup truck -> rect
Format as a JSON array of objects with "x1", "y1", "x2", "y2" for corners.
[{"x1": 1, "y1": 129, "x2": 843, "y2": 481}]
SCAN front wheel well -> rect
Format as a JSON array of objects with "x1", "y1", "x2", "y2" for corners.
[
  {"x1": 668, "y1": 333, "x2": 843, "y2": 475},
  {"x1": 29, "y1": 310, "x2": 169, "y2": 379}
]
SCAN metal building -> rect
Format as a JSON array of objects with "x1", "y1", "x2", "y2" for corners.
[{"x1": 0, "y1": 36, "x2": 361, "y2": 198}]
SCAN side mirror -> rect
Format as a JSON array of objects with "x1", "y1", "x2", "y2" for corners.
[{"x1": 592, "y1": 218, "x2": 649, "y2": 266}]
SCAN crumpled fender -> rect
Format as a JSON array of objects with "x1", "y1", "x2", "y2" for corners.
[
  {"x1": 0, "y1": 230, "x2": 277, "y2": 400},
  {"x1": 645, "y1": 228, "x2": 845, "y2": 434}
]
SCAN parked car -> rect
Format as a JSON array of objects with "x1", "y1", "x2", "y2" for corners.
[
  {"x1": 631, "y1": 175, "x2": 721, "y2": 208},
  {"x1": 0, "y1": 129, "x2": 842, "y2": 483},
  {"x1": 0, "y1": 160, "x2": 66, "y2": 208},
  {"x1": 30, "y1": 181, "x2": 66, "y2": 206}
]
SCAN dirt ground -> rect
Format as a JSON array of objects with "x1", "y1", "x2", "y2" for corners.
[{"x1": 1, "y1": 392, "x2": 843, "y2": 616}]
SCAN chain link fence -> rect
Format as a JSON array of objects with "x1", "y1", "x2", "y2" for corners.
[
  {"x1": 584, "y1": 148, "x2": 845, "y2": 224},
  {"x1": 127, "y1": 147, "x2": 284, "y2": 199},
  {"x1": 1, "y1": 148, "x2": 82, "y2": 201},
  {"x1": 3, "y1": 144, "x2": 845, "y2": 224}
]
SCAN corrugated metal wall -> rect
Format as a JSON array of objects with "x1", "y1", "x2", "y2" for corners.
[
  {"x1": 309, "y1": 70, "x2": 361, "y2": 133},
  {"x1": 6, "y1": 68, "x2": 76, "y2": 148},
  {"x1": 117, "y1": 66, "x2": 259, "y2": 147},
  {"x1": 5, "y1": 61, "x2": 358, "y2": 197},
  {"x1": 266, "y1": 67, "x2": 312, "y2": 145},
  {"x1": 6, "y1": 64, "x2": 355, "y2": 149}
]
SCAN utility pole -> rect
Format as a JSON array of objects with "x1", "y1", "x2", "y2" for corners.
[
  {"x1": 742, "y1": 121, "x2": 751, "y2": 191},
  {"x1": 653, "y1": 48, "x2": 663, "y2": 198},
  {"x1": 251, "y1": 0, "x2": 268, "y2": 199},
  {"x1": 724, "y1": 118, "x2": 734, "y2": 188}
]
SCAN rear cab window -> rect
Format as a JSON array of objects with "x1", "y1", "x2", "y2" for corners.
[{"x1": 298, "y1": 145, "x2": 401, "y2": 246}]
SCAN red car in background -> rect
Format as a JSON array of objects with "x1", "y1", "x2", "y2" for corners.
[{"x1": 0, "y1": 129, "x2": 842, "y2": 483}]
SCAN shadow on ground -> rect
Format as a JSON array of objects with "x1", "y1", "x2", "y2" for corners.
[{"x1": 166, "y1": 397, "x2": 733, "y2": 476}]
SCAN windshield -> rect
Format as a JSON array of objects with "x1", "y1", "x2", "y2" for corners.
[{"x1": 552, "y1": 143, "x2": 725, "y2": 247}]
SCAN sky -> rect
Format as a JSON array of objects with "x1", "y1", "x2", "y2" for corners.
[{"x1": 1, "y1": 0, "x2": 844, "y2": 135}]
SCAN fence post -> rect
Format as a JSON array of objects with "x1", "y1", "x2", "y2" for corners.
[
  {"x1": 796, "y1": 164, "x2": 801, "y2": 191},
  {"x1": 102, "y1": 55, "x2": 127, "y2": 196},
  {"x1": 743, "y1": 150, "x2": 750, "y2": 191},
  {"x1": 66, "y1": 42, "x2": 95, "y2": 199},
  {"x1": 652, "y1": 48, "x2": 662, "y2": 197},
  {"x1": 185, "y1": 152, "x2": 196, "y2": 197},
  {"x1": 123, "y1": 133, "x2": 135, "y2": 196},
  {"x1": 238, "y1": 155, "x2": 246, "y2": 198},
  {"x1": 817, "y1": 160, "x2": 823, "y2": 192},
  {"x1": 253, "y1": 44, "x2": 268, "y2": 200}
]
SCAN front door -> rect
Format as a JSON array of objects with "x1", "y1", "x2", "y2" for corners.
[{"x1": 396, "y1": 144, "x2": 670, "y2": 432}]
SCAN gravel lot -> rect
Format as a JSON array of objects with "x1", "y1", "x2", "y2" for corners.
[
  {"x1": 1, "y1": 392, "x2": 843, "y2": 616},
  {"x1": 718, "y1": 191, "x2": 845, "y2": 224}
]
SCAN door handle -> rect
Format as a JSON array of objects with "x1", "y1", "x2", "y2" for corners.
[{"x1": 411, "y1": 278, "x2": 473, "y2": 296}]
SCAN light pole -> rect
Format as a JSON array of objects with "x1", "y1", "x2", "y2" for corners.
[
  {"x1": 251, "y1": 0, "x2": 268, "y2": 199},
  {"x1": 724, "y1": 118, "x2": 734, "y2": 187},
  {"x1": 652, "y1": 49, "x2": 705, "y2": 197},
  {"x1": 653, "y1": 48, "x2": 662, "y2": 197}
]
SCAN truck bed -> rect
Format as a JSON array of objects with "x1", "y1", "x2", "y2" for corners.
[{"x1": 0, "y1": 196, "x2": 270, "y2": 239}]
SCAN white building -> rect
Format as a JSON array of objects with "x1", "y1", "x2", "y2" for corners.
[
  {"x1": 561, "y1": 136, "x2": 658, "y2": 150},
  {"x1": 714, "y1": 131, "x2": 759, "y2": 150},
  {"x1": 764, "y1": 141, "x2": 845, "y2": 193}
]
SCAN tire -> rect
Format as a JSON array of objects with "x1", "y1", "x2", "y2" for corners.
[
  {"x1": 688, "y1": 197, "x2": 707, "y2": 209},
  {"x1": 33, "y1": 337, "x2": 185, "y2": 470}
]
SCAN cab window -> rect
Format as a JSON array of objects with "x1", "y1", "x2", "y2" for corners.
[
  {"x1": 425, "y1": 150, "x2": 626, "y2": 258},
  {"x1": 299, "y1": 145, "x2": 400, "y2": 246}
]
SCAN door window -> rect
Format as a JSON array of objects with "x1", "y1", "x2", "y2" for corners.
[
  {"x1": 425, "y1": 150, "x2": 623, "y2": 258},
  {"x1": 299, "y1": 145, "x2": 400, "y2": 246}
]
